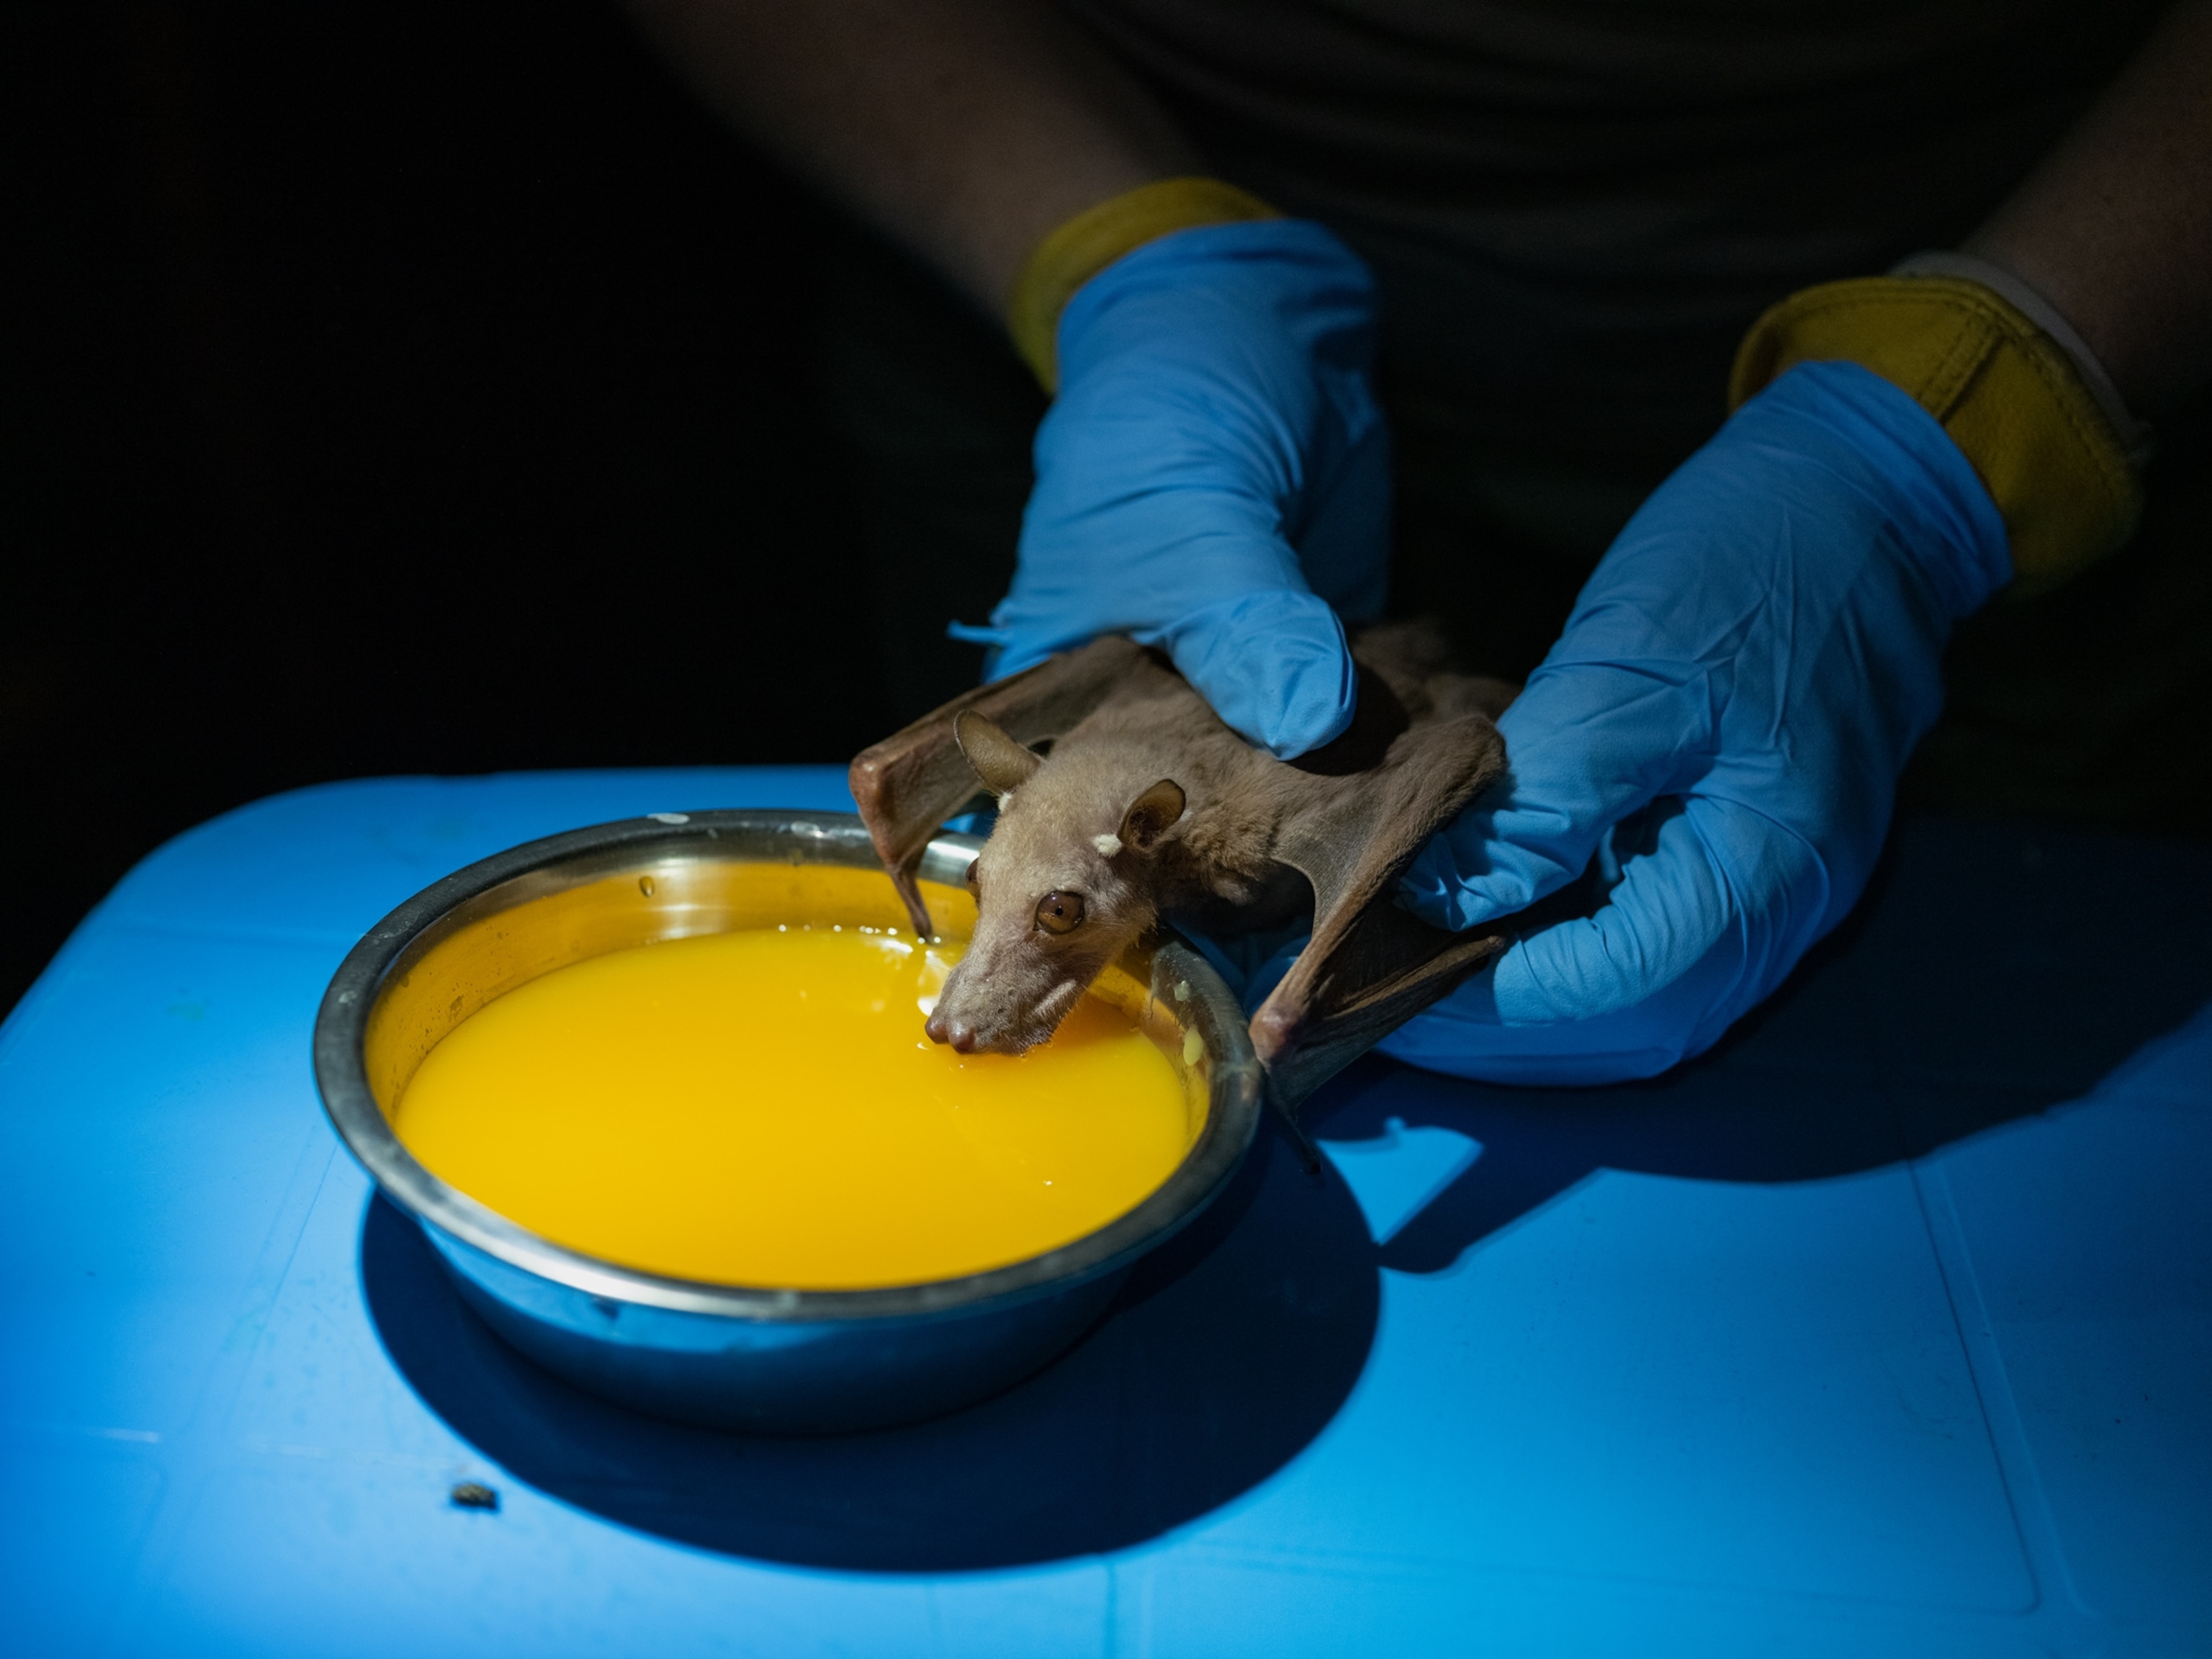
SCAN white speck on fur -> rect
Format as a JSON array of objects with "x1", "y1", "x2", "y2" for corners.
[
  {"x1": 999, "y1": 788, "x2": 1016, "y2": 807},
  {"x1": 1092, "y1": 833, "x2": 1123, "y2": 858}
]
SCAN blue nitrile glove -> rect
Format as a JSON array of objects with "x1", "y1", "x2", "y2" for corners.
[
  {"x1": 954, "y1": 220, "x2": 1390, "y2": 760},
  {"x1": 1385, "y1": 360, "x2": 2011, "y2": 1084}
]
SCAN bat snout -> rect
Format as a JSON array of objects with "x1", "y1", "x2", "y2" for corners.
[
  {"x1": 925, "y1": 934, "x2": 1097, "y2": 1057},
  {"x1": 922, "y1": 981, "x2": 1061, "y2": 1057},
  {"x1": 924, "y1": 999, "x2": 1027, "y2": 1056},
  {"x1": 924, "y1": 1007, "x2": 981, "y2": 1053},
  {"x1": 924, "y1": 963, "x2": 1002, "y2": 1053}
]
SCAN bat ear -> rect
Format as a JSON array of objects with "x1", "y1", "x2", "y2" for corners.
[
  {"x1": 1119, "y1": 779, "x2": 1186, "y2": 853},
  {"x1": 954, "y1": 710, "x2": 1043, "y2": 797},
  {"x1": 850, "y1": 637, "x2": 1148, "y2": 936}
]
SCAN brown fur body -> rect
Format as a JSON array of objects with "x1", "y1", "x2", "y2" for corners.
[{"x1": 852, "y1": 624, "x2": 1515, "y2": 1113}]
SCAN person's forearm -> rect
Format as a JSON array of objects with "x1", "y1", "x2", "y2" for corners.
[
  {"x1": 626, "y1": 0, "x2": 1196, "y2": 311},
  {"x1": 1965, "y1": 0, "x2": 2212, "y2": 416}
]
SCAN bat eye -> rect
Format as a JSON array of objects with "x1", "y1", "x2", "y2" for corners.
[
  {"x1": 1034, "y1": 891, "x2": 1084, "y2": 935},
  {"x1": 965, "y1": 862, "x2": 981, "y2": 897}
]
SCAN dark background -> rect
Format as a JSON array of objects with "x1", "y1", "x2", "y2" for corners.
[
  {"x1": 8, "y1": 2, "x2": 2208, "y2": 1021},
  {"x1": 6, "y1": 1, "x2": 974, "y2": 1016}
]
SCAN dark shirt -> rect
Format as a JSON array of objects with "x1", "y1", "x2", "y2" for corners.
[{"x1": 1069, "y1": 0, "x2": 2163, "y2": 483}]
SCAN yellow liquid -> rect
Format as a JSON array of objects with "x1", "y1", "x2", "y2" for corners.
[{"x1": 392, "y1": 925, "x2": 1196, "y2": 1288}]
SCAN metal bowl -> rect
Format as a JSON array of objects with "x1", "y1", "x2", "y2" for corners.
[{"x1": 313, "y1": 809, "x2": 1262, "y2": 1434}]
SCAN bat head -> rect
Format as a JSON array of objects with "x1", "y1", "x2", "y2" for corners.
[{"x1": 922, "y1": 710, "x2": 1187, "y2": 1055}]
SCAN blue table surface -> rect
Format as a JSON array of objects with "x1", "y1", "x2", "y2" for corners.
[{"x1": 3, "y1": 767, "x2": 2208, "y2": 1658}]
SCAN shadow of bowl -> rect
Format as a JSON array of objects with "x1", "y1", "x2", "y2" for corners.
[{"x1": 362, "y1": 1123, "x2": 1378, "y2": 1572}]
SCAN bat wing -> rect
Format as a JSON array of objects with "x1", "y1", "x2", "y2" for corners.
[
  {"x1": 848, "y1": 636, "x2": 1150, "y2": 935},
  {"x1": 1254, "y1": 712, "x2": 1510, "y2": 1149}
]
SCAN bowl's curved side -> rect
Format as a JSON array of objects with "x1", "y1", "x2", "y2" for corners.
[{"x1": 423, "y1": 1222, "x2": 1132, "y2": 1433}]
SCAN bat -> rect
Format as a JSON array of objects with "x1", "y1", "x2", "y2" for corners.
[{"x1": 848, "y1": 624, "x2": 1514, "y2": 1150}]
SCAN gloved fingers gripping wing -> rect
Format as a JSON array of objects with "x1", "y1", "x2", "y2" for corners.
[
  {"x1": 848, "y1": 636, "x2": 1151, "y2": 936},
  {"x1": 1254, "y1": 714, "x2": 1511, "y2": 1141}
]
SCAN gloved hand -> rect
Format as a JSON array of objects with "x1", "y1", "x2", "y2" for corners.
[
  {"x1": 958, "y1": 219, "x2": 1390, "y2": 760},
  {"x1": 1386, "y1": 360, "x2": 2011, "y2": 1084}
]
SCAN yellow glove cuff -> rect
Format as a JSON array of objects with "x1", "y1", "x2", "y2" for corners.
[
  {"x1": 1729, "y1": 276, "x2": 2144, "y2": 595},
  {"x1": 1005, "y1": 176, "x2": 1279, "y2": 394}
]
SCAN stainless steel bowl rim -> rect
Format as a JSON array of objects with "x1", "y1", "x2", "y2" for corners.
[{"x1": 313, "y1": 809, "x2": 1264, "y2": 1325}]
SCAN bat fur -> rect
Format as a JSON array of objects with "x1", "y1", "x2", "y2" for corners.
[{"x1": 848, "y1": 622, "x2": 1516, "y2": 1136}]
